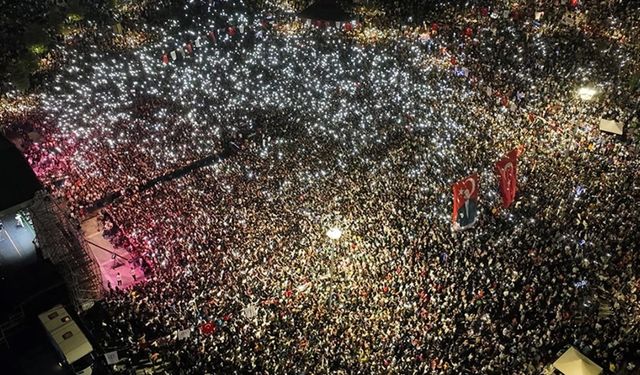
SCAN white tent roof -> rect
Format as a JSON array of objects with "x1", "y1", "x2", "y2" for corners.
[
  {"x1": 553, "y1": 346, "x2": 602, "y2": 375},
  {"x1": 599, "y1": 118, "x2": 624, "y2": 135}
]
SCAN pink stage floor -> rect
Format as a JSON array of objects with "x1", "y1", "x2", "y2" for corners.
[{"x1": 82, "y1": 216, "x2": 145, "y2": 290}]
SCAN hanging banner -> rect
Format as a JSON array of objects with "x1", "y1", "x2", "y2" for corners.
[
  {"x1": 495, "y1": 149, "x2": 519, "y2": 208},
  {"x1": 452, "y1": 174, "x2": 479, "y2": 230}
]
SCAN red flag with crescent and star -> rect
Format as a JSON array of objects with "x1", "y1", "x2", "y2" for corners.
[
  {"x1": 495, "y1": 148, "x2": 520, "y2": 208},
  {"x1": 452, "y1": 174, "x2": 479, "y2": 229},
  {"x1": 200, "y1": 322, "x2": 215, "y2": 335}
]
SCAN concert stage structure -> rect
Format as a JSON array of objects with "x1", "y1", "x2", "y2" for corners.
[{"x1": 0, "y1": 134, "x2": 102, "y2": 347}]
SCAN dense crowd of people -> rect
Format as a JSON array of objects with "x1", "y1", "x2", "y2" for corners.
[{"x1": 2, "y1": 0, "x2": 640, "y2": 373}]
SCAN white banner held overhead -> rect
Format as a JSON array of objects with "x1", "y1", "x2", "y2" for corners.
[
  {"x1": 243, "y1": 304, "x2": 258, "y2": 320},
  {"x1": 177, "y1": 328, "x2": 191, "y2": 340},
  {"x1": 105, "y1": 351, "x2": 119, "y2": 365}
]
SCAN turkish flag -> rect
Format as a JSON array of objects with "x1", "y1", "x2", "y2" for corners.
[
  {"x1": 185, "y1": 42, "x2": 193, "y2": 54},
  {"x1": 495, "y1": 149, "x2": 519, "y2": 208},
  {"x1": 162, "y1": 54, "x2": 169, "y2": 64},
  {"x1": 228, "y1": 26, "x2": 237, "y2": 36},
  {"x1": 200, "y1": 322, "x2": 215, "y2": 335},
  {"x1": 464, "y1": 27, "x2": 473, "y2": 37},
  {"x1": 452, "y1": 174, "x2": 479, "y2": 229}
]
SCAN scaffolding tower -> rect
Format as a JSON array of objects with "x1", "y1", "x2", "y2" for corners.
[{"x1": 29, "y1": 190, "x2": 102, "y2": 312}]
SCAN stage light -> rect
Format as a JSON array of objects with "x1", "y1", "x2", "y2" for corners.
[{"x1": 326, "y1": 227, "x2": 342, "y2": 240}]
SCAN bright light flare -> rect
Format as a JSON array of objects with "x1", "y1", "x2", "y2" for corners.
[
  {"x1": 577, "y1": 87, "x2": 597, "y2": 101},
  {"x1": 326, "y1": 227, "x2": 343, "y2": 240}
]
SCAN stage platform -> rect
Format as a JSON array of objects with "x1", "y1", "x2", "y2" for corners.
[
  {"x1": 0, "y1": 211, "x2": 37, "y2": 272},
  {"x1": 81, "y1": 216, "x2": 145, "y2": 290}
]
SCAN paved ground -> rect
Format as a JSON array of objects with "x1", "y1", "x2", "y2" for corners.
[{"x1": 0, "y1": 322, "x2": 72, "y2": 375}]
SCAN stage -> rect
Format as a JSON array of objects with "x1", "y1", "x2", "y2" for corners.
[
  {"x1": 81, "y1": 216, "x2": 145, "y2": 290},
  {"x1": 0, "y1": 211, "x2": 37, "y2": 272}
]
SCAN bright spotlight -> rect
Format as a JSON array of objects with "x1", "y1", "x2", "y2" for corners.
[
  {"x1": 577, "y1": 87, "x2": 597, "y2": 101},
  {"x1": 326, "y1": 227, "x2": 343, "y2": 240}
]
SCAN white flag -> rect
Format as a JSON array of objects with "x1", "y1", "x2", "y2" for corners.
[{"x1": 170, "y1": 50, "x2": 177, "y2": 60}]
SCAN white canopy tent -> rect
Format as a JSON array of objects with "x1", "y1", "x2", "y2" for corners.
[
  {"x1": 599, "y1": 118, "x2": 624, "y2": 135},
  {"x1": 553, "y1": 346, "x2": 602, "y2": 375}
]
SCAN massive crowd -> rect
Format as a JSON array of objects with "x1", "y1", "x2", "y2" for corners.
[{"x1": 3, "y1": 0, "x2": 640, "y2": 373}]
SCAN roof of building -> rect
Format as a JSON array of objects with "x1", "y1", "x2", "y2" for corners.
[{"x1": 0, "y1": 134, "x2": 42, "y2": 212}]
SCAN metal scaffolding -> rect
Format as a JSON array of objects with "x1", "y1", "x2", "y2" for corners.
[{"x1": 29, "y1": 190, "x2": 102, "y2": 312}]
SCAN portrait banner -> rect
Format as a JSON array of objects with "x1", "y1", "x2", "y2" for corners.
[{"x1": 452, "y1": 174, "x2": 479, "y2": 230}]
